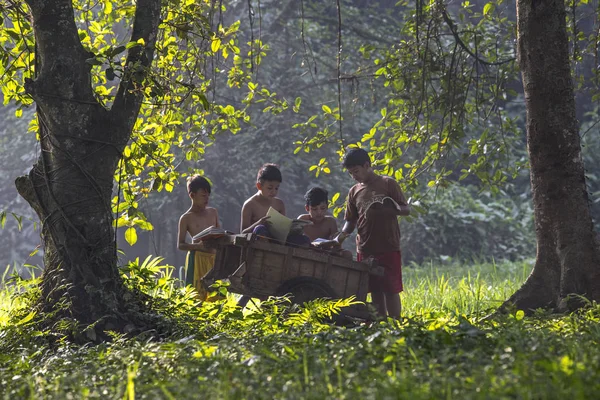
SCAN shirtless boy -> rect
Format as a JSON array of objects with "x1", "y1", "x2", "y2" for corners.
[
  {"x1": 298, "y1": 187, "x2": 352, "y2": 259},
  {"x1": 240, "y1": 163, "x2": 285, "y2": 235},
  {"x1": 177, "y1": 175, "x2": 220, "y2": 301},
  {"x1": 298, "y1": 187, "x2": 338, "y2": 241}
]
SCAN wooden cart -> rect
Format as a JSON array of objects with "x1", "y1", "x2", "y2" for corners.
[{"x1": 201, "y1": 234, "x2": 384, "y2": 320}]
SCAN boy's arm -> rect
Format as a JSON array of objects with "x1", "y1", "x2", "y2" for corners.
[
  {"x1": 214, "y1": 208, "x2": 221, "y2": 228},
  {"x1": 276, "y1": 198, "x2": 286, "y2": 216},
  {"x1": 240, "y1": 202, "x2": 253, "y2": 233},
  {"x1": 177, "y1": 216, "x2": 206, "y2": 251},
  {"x1": 336, "y1": 193, "x2": 357, "y2": 244},
  {"x1": 327, "y1": 217, "x2": 340, "y2": 239}
]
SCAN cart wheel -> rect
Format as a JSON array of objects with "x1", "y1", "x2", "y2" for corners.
[{"x1": 276, "y1": 277, "x2": 338, "y2": 305}]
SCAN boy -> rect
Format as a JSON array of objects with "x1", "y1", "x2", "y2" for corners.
[
  {"x1": 335, "y1": 148, "x2": 410, "y2": 319},
  {"x1": 298, "y1": 187, "x2": 352, "y2": 259},
  {"x1": 240, "y1": 163, "x2": 310, "y2": 246},
  {"x1": 177, "y1": 175, "x2": 220, "y2": 301},
  {"x1": 240, "y1": 163, "x2": 285, "y2": 235},
  {"x1": 298, "y1": 187, "x2": 338, "y2": 241}
]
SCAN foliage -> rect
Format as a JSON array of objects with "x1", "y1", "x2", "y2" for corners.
[
  {"x1": 402, "y1": 184, "x2": 535, "y2": 263},
  {"x1": 293, "y1": 0, "x2": 522, "y2": 206},
  {"x1": 0, "y1": 0, "x2": 272, "y2": 244},
  {"x1": 4, "y1": 259, "x2": 600, "y2": 398}
]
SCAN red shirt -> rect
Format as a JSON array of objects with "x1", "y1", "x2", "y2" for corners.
[{"x1": 344, "y1": 175, "x2": 408, "y2": 255}]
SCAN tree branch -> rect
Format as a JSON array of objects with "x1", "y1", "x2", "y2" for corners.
[
  {"x1": 113, "y1": 0, "x2": 162, "y2": 131},
  {"x1": 442, "y1": 9, "x2": 515, "y2": 67},
  {"x1": 23, "y1": 0, "x2": 96, "y2": 103}
]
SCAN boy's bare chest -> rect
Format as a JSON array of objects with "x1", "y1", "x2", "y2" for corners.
[
  {"x1": 251, "y1": 202, "x2": 276, "y2": 222},
  {"x1": 303, "y1": 222, "x2": 333, "y2": 241},
  {"x1": 187, "y1": 212, "x2": 215, "y2": 236}
]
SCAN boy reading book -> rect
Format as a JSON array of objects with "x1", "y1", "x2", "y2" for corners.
[
  {"x1": 177, "y1": 175, "x2": 220, "y2": 301},
  {"x1": 298, "y1": 187, "x2": 352, "y2": 259},
  {"x1": 240, "y1": 163, "x2": 310, "y2": 247},
  {"x1": 335, "y1": 148, "x2": 411, "y2": 319}
]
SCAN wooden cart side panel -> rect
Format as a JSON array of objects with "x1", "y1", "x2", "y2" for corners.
[
  {"x1": 344, "y1": 270, "x2": 362, "y2": 298},
  {"x1": 324, "y1": 266, "x2": 349, "y2": 298},
  {"x1": 248, "y1": 240, "x2": 378, "y2": 274},
  {"x1": 355, "y1": 271, "x2": 369, "y2": 302}
]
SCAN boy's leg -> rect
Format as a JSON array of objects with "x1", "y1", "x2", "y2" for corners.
[
  {"x1": 371, "y1": 291, "x2": 388, "y2": 317},
  {"x1": 385, "y1": 292, "x2": 401, "y2": 319}
]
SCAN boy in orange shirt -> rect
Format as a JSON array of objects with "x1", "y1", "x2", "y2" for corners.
[
  {"x1": 336, "y1": 148, "x2": 410, "y2": 319},
  {"x1": 177, "y1": 175, "x2": 220, "y2": 301}
]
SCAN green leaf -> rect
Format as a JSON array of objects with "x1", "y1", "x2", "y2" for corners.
[
  {"x1": 322, "y1": 105, "x2": 332, "y2": 114},
  {"x1": 125, "y1": 227, "x2": 138, "y2": 246},
  {"x1": 515, "y1": 310, "x2": 524, "y2": 321},
  {"x1": 105, "y1": 67, "x2": 115, "y2": 81},
  {"x1": 16, "y1": 311, "x2": 36, "y2": 326},
  {"x1": 331, "y1": 192, "x2": 340, "y2": 204},
  {"x1": 85, "y1": 58, "x2": 103, "y2": 66},
  {"x1": 483, "y1": 3, "x2": 494, "y2": 15},
  {"x1": 211, "y1": 38, "x2": 221, "y2": 53},
  {"x1": 111, "y1": 45, "x2": 126, "y2": 57},
  {"x1": 103, "y1": 0, "x2": 113, "y2": 14}
]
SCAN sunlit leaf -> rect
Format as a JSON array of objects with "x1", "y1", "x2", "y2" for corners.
[{"x1": 125, "y1": 227, "x2": 138, "y2": 246}]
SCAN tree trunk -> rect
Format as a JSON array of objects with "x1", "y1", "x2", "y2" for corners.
[
  {"x1": 15, "y1": 0, "x2": 162, "y2": 341},
  {"x1": 503, "y1": 0, "x2": 600, "y2": 312}
]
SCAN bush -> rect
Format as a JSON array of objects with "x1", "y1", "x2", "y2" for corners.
[{"x1": 402, "y1": 185, "x2": 535, "y2": 264}]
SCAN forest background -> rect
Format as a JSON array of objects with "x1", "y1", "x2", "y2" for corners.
[{"x1": 1, "y1": 0, "x2": 599, "y2": 276}]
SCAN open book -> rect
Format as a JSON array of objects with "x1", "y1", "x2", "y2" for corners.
[
  {"x1": 192, "y1": 226, "x2": 230, "y2": 241},
  {"x1": 265, "y1": 207, "x2": 312, "y2": 243},
  {"x1": 363, "y1": 196, "x2": 403, "y2": 213}
]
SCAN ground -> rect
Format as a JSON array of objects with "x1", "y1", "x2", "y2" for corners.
[{"x1": 1, "y1": 259, "x2": 599, "y2": 399}]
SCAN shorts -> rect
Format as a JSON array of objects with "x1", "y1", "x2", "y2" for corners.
[
  {"x1": 358, "y1": 251, "x2": 403, "y2": 293},
  {"x1": 186, "y1": 250, "x2": 218, "y2": 301}
]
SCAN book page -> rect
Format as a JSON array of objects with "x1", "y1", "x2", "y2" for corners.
[
  {"x1": 266, "y1": 207, "x2": 293, "y2": 243},
  {"x1": 193, "y1": 226, "x2": 226, "y2": 241}
]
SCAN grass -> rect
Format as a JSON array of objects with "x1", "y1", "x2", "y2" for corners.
[{"x1": 2, "y1": 257, "x2": 600, "y2": 399}]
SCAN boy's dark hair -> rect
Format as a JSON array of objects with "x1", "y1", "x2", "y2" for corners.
[
  {"x1": 342, "y1": 148, "x2": 371, "y2": 169},
  {"x1": 304, "y1": 187, "x2": 328, "y2": 207},
  {"x1": 257, "y1": 163, "x2": 282, "y2": 183},
  {"x1": 187, "y1": 175, "x2": 211, "y2": 194}
]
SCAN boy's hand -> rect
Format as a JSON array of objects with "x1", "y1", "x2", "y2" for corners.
[
  {"x1": 257, "y1": 215, "x2": 271, "y2": 226},
  {"x1": 312, "y1": 240, "x2": 339, "y2": 250}
]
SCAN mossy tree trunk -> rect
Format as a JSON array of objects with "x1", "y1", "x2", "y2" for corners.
[
  {"x1": 14, "y1": 0, "x2": 162, "y2": 340},
  {"x1": 504, "y1": 0, "x2": 600, "y2": 312}
]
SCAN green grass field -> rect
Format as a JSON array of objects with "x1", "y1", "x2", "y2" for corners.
[{"x1": 2, "y1": 258, "x2": 600, "y2": 399}]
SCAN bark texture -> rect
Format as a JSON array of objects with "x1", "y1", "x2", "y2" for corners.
[
  {"x1": 503, "y1": 0, "x2": 600, "y2": 313},
  {"x1": 15, "y1": 0, "x2": 162, "y2": 341}
]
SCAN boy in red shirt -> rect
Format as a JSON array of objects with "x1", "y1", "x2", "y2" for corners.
[{"x1": 336, "y1": 148, "x2": 410, "y2": 319}]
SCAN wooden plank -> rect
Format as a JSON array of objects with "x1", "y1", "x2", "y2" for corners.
[
  {"x1": 255, "y1": 261, "x2": 285, "y2": 284},
  {"x1": 355, "y1": 271, "x2": 369, "y2": 302},
  {"x1": 324, "y1": 267, "x2": 349, "y2": 295},
  {"x1": 298, "y1": 259, "x2": 317, "y2": 277},
  {"x1": 250, "y1": 239, "x2": 290, "y2": 255},
  {"x1": 283, "y1": 258, "x2": 301, "y2": 281},
  {"x1": 344, "y1": 271, "x2": 361, "y2": 298},
  {"x1": 245, "y1": 277, "x2": 281, "y2": 296},
  {"x1": 246, "y1": 236, "x2": 385, "y2": 275}
]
